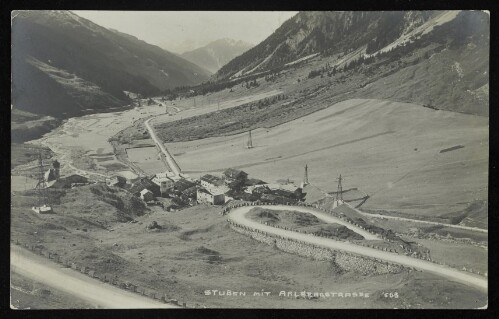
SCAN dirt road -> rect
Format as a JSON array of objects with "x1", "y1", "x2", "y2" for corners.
[
  {"x1": 359, "y1": 210, "x2": 488, "y2": 233},
  {"x1": 228, "y1": 204, "x2": 487, "y2": 292},
  {"x1": 144, "y1": 117, "x2": 182, "y2": 176},
  {"x1": 11, "y1": 246, "x2": 178, "y2": 309}
]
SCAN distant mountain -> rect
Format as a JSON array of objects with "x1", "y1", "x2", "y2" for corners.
[
  {"x1": 181, "y1": 38, "x2": 253, "y2": 74},
  {"x1": 11, "y1": 10, "x2": 211, "y2": 118},
  {"x1": 216, "y1": 11, "x2": 489, "y2": 115}
]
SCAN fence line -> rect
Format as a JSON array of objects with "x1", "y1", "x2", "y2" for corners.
[
  {"x1": 221, "y1": 203, "x2": 485, "y2": 276},
  {"x1": 11, "y1": 239, "x2": 201, "y2": 308}
]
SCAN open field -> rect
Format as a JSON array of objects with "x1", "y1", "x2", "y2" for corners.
[
  {"x1": 247, "y1": 207, "x2": 365, "y2": 241},
  {"x1": 401, "y1": 237, "x2": 487, "y2": 275},
  {"x1": 167, "y1": 98, "x2": 488, "y2": 218},
  {"x1": 125, "y1": 146, "x2": 168, "y2": 175},
  {"x1": 10, "y1": 186, "x2": 486, "y2": 308}
]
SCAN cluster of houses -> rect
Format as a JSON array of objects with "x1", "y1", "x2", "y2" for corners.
[{"x1": 105, "y1": 167, "x2": 306, "y2": 209}]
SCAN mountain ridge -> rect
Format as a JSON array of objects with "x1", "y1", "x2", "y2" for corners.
[
  {"x1": 181, "y1": 38, "x2": 253, "y2": 74},
  {"x1": 11, "y1": 10, "x2": 211, "y2": 118},
  {"x1": 214, "y1": 10, "x2": 489, "y2": 115}
]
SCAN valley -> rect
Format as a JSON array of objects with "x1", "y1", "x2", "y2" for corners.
[{"x1": 10, "y1": 9, "x2": 489, "y2": 310}]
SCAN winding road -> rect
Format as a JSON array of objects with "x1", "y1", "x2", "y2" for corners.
[
  {"x1": 227, "y1": 204, "x2": 487, "y2": 292},
  {"x1": 11, "y1": 245, "x2": 177, "y2": 309}
]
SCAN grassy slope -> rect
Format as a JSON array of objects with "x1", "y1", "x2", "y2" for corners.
[
  {"x1": 168, "y1": 98, "x2": 487, "y2": 218},
  {"x1": 11, "y1": 109, "x2": 62, "y2": 143},
  {"x1": 358, "y1": 41, "x2": 489, "y2": 115},
  {"x1": 247, "y1": 207, "x2": 364, "y2": 240},
  {"x1": 10, "y1": 188, "x2": 486, "y2": 308},
  {"x1": 11, "y1": 142, "x2": 53, "y2": 169}
]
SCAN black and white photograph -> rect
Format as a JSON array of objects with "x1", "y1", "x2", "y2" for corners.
[{"x1": 10, "y1": 9, "x2": 489, "y2": 309}]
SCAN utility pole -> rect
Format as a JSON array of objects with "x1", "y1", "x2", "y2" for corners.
[
  {"x1": 247, "y1": 130, "x2": 253, "y2": 149},
  {"x1": 335, "y1": 174, "x2": 343, "y2": 201},
  {"x1": 301, "y1": 164, "x2": 309, "y2": 188},
  {"x1": 32, "y1": 152, "x2": 52, "y2": 213}
]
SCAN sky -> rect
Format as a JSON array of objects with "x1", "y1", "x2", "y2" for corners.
[{"x1": 74, "y1": 11, "x2": 298, "y2": 54}]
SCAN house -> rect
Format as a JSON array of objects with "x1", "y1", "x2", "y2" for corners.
[
  {"x1": 267, "y1": 183, "x2": 300, "y2": 193},
  {"x1": 244, "y1": 178, "x2": 267, "y2": 194},
  {"x1": 181, "y1": 185, "x2": 198, "y2": 204},
  {"x1": 223, "y1": 168, "x2": 248, "y2": 183},
  {"x1": 106, "y1": 175, "x2": 127, "y2": 188},
  {"x1": 140, "y1": 189, "x2": 154, "y2": 202},
  {"x1": 47, "y1": 174, "x2": 89, "y2": 189},
  {"x1": 200, "y1": 174, "x2": 229, "y2": 195},
  {"x1": 260, "y1": 193, "x2": 296, "y2": 204},
  {"x1": 165, "y1": 178, "x2": 197, "y2": 199},
  {"x1": 151, "y1": 172, "x2": 175, "y2": 187},
  {"x1": 268, "y1": 183, "x2": 304, "y2": 198},
  {"x1": 160, "y1": 181, "x2": 172, "y2": 197},
  {"x1": 151, "y1": 172, "x2": 175, "y2": 197},
  {"x1": 128, "y1": 177, "x2": 160, "y2": 197},
  {"x1": 173, "y1": 178, "x2": 197, "y2": 192},
  {"x1": 197, "y1": 188, "x2": 225, "y2": 205}
]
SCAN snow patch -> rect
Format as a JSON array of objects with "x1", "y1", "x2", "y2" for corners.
[
  {"x1": 160, "y1": 70, "x2": 169, "y2": 77},
  {"x1": 232, "y1": 43, "x2": 285, "y2": 78},
  {"x1": 366, "y1": 11, "x2": 461, "y2": 58},
  {"x1": 285, "y1": 53, "x2": 320, "y2": 66}
]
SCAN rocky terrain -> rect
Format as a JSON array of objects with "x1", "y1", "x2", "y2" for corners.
[{"x1": 215, "y1": 11, "x2": 489, "y2": 116}]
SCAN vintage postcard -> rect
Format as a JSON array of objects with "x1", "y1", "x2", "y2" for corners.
[{"x1": 10, "y1": 10, "x2": 488, "y2": 309}]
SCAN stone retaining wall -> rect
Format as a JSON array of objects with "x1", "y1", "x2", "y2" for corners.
[{"x1": 230, "y1": 224, "x2": 403, "y2": 275}]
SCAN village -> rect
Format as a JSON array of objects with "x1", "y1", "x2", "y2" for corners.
[{"x1": 39, "y1": 154, "x2": 310, "y2": 213}]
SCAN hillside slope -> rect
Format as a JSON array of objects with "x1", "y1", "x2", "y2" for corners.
[
  {"x1": 11, "y1": 109, "x2": 61, "y2": 143},
  {"x1": 181, "y1": 38, "x2": 253, "y2": 74},
  {"x1": 215, "y1": 11, "x2": 489, "y2": 115},
  {"x1": 11, "y1": 10, "x2": 211, "y2": 118}
]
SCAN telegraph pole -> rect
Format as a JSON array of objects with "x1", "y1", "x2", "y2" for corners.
[
  {"x1": 335, "y1": 174, "x2": 343, "y2": 201},
  {"x1": 247, "y1": 130, "x2": 253, "y2": 149}
]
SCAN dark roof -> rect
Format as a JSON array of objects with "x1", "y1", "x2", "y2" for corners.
[
  {"x1": 200, "y1": 174, "x2": 224, "y2": 186},
  {"x1": 197, "y1": 188, "x2": 211, "y2": 195},
  {"x1": 224, "y1": 168, "x2": 248, "y2": 179},
  {"x1": 271, "y1": 189, "x2": 295, "y2": 198},
  {"x1": 245, "y1": 178, "x2": 266, "y2": 186},
  {"x1": 50, "y1": 174, "x2": 88, "y2": 188},
  {"x1": 174, "y1": 178, "x2": 196, "y2": 191},
  {"x1": 182, "y1": 185, "x2": 197, "y2": 195},
  {"x1": 129, "y1": 178, "x2": 159, "y2": 195}
]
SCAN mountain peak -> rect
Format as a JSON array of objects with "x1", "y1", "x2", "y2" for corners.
[{"x1": 181, "y1": 38, "x2": 254, "y2": 74}]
